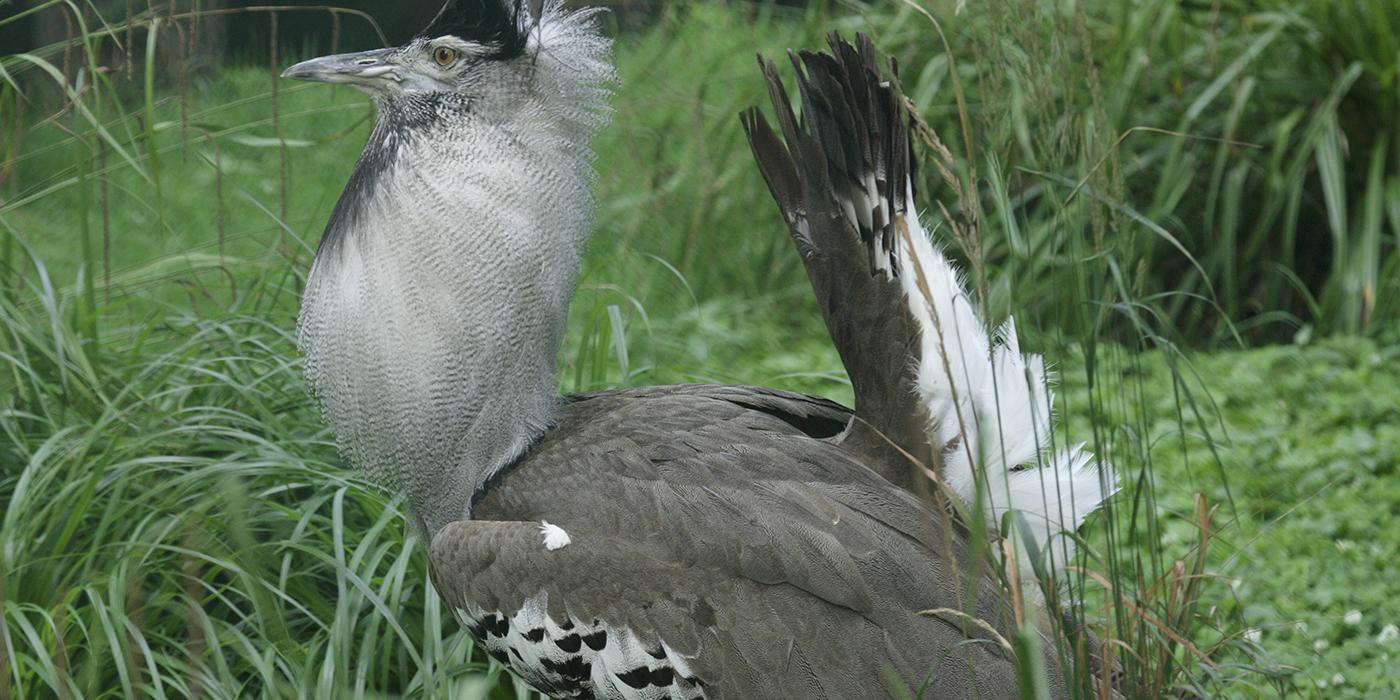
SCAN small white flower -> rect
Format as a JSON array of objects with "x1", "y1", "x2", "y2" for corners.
[
  {"x1": 1314, "y1": 639, "x2": 1330, "y2": 653},
  {"x1": 1344, "y1": 610, "x2": 1363, "y2": 626},
  {"x1": 1315, "y1": 678, "x2": 1329, "y2": 689},
  {"x1": 1377, "y1": 624, "x2": 1399, "y2": 644},
  {"x1": 1229, "y1": 578, "x2": 1243, "y2": 590},
  {"x1": 1331, "y1": 673, "x2": 1345, "y2": 686},
  {"x1": 1244, "y1": 628, "x2": 1262, "y2": 644},
  {"x1": 1294, "y1": 620, "x2": 1310, "y2": 634},
  {"x1": 1334, "y1": 539, "x2": 1356, "y2": 553},
  {"x1": 538, "y1": 521, "x2": 571, "y2": 551}
]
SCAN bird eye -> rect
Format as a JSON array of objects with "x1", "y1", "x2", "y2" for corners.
[{"x1": 433, "y1": 46, "x2": 457, "y2": 67}]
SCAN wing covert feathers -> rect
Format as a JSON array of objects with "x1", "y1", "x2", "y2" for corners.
[
  {"x1": 430, "y1": 386, "x2": 1047, "y2": 699},
  {"x1": 742, "y1": 34, "x2": 1117, "y2": 579}
]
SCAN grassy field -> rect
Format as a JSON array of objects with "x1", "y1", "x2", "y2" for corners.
[{"x1": 2, "y1": 0, "x2": 1398, "y2": 697}]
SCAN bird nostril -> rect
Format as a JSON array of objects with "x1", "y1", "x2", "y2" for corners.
[{"x1": 355, "y1": 58, "x2": 378, "y2": 66}]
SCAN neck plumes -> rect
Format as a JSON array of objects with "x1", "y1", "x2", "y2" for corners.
[{"x1": 298, "y1": 7, "x2": 612, "y2": 537}]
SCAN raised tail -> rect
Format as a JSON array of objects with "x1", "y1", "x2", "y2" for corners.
[{"x1": 742, "y1": 34, "x2": 1116, "y2": 572}]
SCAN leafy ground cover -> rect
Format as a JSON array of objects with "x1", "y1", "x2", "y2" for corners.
[{"x1": 1063, "y1": 339, "x2": 1400, "y2": 696}]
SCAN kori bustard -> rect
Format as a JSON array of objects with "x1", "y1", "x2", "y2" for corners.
[{"x1": 283, "y1": 1, "x2": 1115, "y2": 696}]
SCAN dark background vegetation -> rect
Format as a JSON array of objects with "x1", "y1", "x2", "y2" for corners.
[
  {"x1": 4, "y1": 0, "x2": 817, "y2": 68},
  {"x1": 6, "y1": 0, "x2": 1397, "y2": 344}
]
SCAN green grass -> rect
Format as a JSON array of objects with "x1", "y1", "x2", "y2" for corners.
[
  {"x1": 1060, "y1": 339, "x2": 1400, "y2": 696},
  {"x1": 2, "y1": 0, "x2": 1398, "y2": 697}
]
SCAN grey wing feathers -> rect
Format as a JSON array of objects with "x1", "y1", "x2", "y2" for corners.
[
  {"x1": 741, "y1": 35, "x2": 935, "y2": 497},
  {"x1": 432, "y1": 385, "x2": 1056, "y2": 699}
]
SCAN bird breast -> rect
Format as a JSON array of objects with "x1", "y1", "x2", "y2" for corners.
[{"x1": 297, "y1": 120, "x2": 595, "y2": 535}]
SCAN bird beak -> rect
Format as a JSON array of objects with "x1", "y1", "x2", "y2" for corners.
[{"x1": 281, "y1": 47, "x2": 398, "y2": 88}]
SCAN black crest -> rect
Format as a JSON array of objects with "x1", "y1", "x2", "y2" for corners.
[{"x1": 421, "y1": 0, "x2": 529, "y2": 60}]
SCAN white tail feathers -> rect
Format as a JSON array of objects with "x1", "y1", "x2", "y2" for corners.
[
  {"x1": 740, "y1": 32, "x2": 1112, "y2": 581},
  {"x1": 894, "y1": 198, "x2": 1116, "y2": 580}
]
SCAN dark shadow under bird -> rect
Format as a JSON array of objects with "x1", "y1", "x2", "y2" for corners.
[{"x1": 282, "y1": 1, "x2": 1117, "y2": 697}]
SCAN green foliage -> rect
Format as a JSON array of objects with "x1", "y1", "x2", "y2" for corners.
[
  {"x1": 869, "y1": 0, "x2": 1400, "y2": 343},
  {"x1": 0, "y1": 268, "x2": 500, "y2": 698},
  {"x1": 1061, "y1": 339, "x2": 1400, "y2": 696}
]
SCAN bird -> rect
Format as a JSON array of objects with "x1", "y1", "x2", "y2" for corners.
[{"x1": 282, "y1": 1, "x2": 1116, "y2": 698}]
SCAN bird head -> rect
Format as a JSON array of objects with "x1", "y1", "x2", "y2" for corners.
[{"x1": 281, "y1": 0, "x2": 533, "y2": 100}]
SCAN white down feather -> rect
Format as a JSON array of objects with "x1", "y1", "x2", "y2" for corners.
[{"x1": 888, "y1": 188, "x2": 1117, "y2": 581}]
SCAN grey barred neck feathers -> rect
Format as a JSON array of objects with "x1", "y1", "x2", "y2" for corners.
[
  {"x1": 297, "y1": 2, "x2": 613, "y2": 538},
  {"x1": 315, "y1": 94, "x2": 466, "y2": 255}
]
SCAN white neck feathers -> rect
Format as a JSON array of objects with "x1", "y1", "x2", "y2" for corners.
[{"x1": 298, "y1": 3, "x2": 613, "y2": 537}]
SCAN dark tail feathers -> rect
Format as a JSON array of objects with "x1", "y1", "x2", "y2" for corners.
[
  {"x1": 743, "y1": 33, "x2": 1115, "y2": 577},
  {"x1": 741, "y1": 34, "x2": 935, "y2": 496}
]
